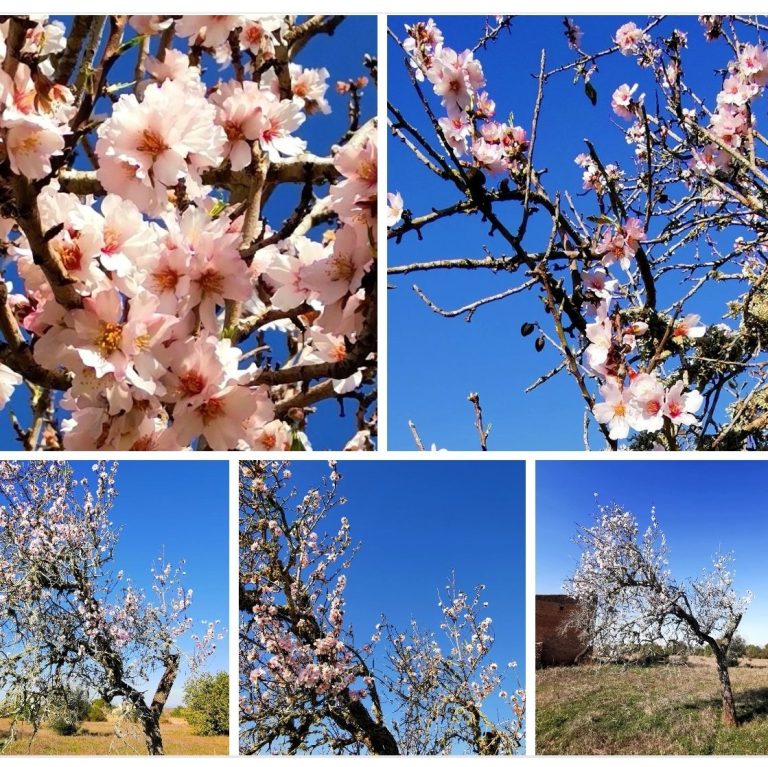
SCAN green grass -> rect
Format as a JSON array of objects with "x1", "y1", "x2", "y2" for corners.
[{"x1": 537, "y1": 658, "x2": 768, "y2": 755}]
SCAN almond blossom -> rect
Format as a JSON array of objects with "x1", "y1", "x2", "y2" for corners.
[
  {"x1": 611, "y1": 82, "x2": 643, "y2": 120},
  {"x1": 614, "y1": 22, "x2": 645, "y2": 54},
  {"x1": 96, "y1": 76, "x2": 226, "y2": 215},
  {"x1": 0, "y1": 15, "x2": 376, "y2": 451}
]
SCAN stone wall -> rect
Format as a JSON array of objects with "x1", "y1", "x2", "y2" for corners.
[{"x1": 536, "y1": 594, "x2": 590, "y2": 667}]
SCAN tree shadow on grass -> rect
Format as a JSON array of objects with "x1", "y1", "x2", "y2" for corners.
[
  {"x1": 675, "y1": 686, "x2": 768, "y2": 725},
  {"x1": 734, "y1": 687, "x2": 768, "y2": 725}
]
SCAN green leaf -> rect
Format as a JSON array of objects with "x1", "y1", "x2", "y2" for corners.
[
  {"x1": 117, "y1": 34, "x2": 145, "y2": 56},
  {"x1": 291, "y1": 432, "x2": 306, "y2": 451},
  {"x1": 584, "y1": 81, "x2": 597, "y2": 106},
  {"x1": 208, "y1": 199, "x2": 227, "y2": 218}
]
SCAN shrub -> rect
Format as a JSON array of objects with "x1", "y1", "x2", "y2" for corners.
[
  {"x1": 48, "y1": 715, "x2": 79, "y2": 736},
  {"x1": 183, "y1": 672, "x2": 229, "y2": 736},
  {"x1": 86, "y1": 699, "x2": 111, "y2": 722},
  {"x1": 46, "y1": 686, "x2": 89, "y2": 735}
]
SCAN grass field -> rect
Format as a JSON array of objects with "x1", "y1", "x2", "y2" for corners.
[
  {"x1": 0, "y1": 715, "x2": 229, "y2": 755},
  {"x1": 537, "y1": 657, "x2": 768, "y2": 755}
]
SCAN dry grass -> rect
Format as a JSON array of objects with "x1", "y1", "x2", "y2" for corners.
[
  {"x1": 537, "y1": 658, "x2": 768, "y2": 755},
  {"x1": 0, "y1": 715, "x2": 228, "y2": 755}
]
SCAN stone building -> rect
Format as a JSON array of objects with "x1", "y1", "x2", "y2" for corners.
[{"x1": 535, "y1": 594, "x2": 591, "y2": 667}]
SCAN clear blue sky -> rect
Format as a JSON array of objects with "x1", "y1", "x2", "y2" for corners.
[
  {"x1": 1, "y1": 15, "x2": 377, "y2": 450},
  {"x1": 537, "y1": 460, "x2": 768, "y2": 646},
  {"x1": 267, "y1": 458, "x2": 526, "y2": 726},
  {"x1": 94, "y1": 460, "x2": 229, "y2": 704},
  {"x1": 388, "y1": 15, "x2": 746, "y2": 450}
]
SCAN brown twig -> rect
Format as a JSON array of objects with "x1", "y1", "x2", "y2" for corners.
[{"x1": 467, "y1": 392, "x2": 490, "y2": 451}]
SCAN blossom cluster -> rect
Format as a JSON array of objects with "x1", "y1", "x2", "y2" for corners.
[
  {"x1": 0, "y1": 15, "x2": 376, "y2": 450},
  {"x1": 581, "y1": 242, "x2": 705, "y2": 441},
  {"x1": 402, "y1": 18, "x2": 529, "y2": 177},
  {"x1": 578, "y1": 22, "x2": 719, "y2": 445},
  {"x1": 610, "y1": 19, "x2": 768, "y2": 179},
  {"x1": 240, "y1": 461, "x2": 378, "y2": 750}
]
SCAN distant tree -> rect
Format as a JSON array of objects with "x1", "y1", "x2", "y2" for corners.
[
  {"x1": 727, "y1": 634, "x2": 748, "y2": 666},
  {"x1": 183, "y1": 671, "x2": 229, "y2": 736},
  {"x1": 0, "y1": 461, "x2": 220, "y2": 754},
  {"x1": 566, "y1": 502, "x2": 751, "y2": 727}
]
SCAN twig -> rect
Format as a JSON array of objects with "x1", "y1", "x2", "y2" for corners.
[
  {"x1": 467, "y1": 392, "x2": 490, "y2": 451},
  {"x1": 407, "y1": 419, "x2": 425, "y2": 450}
]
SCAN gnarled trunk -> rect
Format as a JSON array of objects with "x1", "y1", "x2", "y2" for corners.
[
  {"x1": 714, "y1": 649, "x2": 738, "y2": 727},
  {"x1": 131, "y1": 652, "x2": 180, "y2": 755},
  {"x1": 137, "y1": 708, "x2": 165, "y2": 756},
  {"x1": 330, "y1": 697, "x2": 399, "y2": 754}
]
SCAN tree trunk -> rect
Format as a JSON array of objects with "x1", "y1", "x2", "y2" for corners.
[
  {"x1": 330, "y1": 698, "x2": 400, "y2": 754},
  {"x1": 138, "y1": 709, "x2": 165, "y2": 755},
  {"x1": 714, "y1": 651, "x2": 738, "y2": 727}
]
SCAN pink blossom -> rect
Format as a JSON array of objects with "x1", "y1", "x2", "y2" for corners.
[
  {"x1": 301, "y1": 225, "x2": 371, "y2": 305},
  {"x1": 596, "y1": 218, "x2": 645, "y2": 271},
  {"x1": 387, "y1": 192, "x2": 404, "y2": 228},
  {"x1": 331, "y1": 125, "x2": 377, "y2": 222},
  {"x1": 594, "y1": 381, "x2": 637, "y2": 439},
  {"x1": 427, "y1": 46, "x2": 485, "y2": 117},
  {"x1": 471, "y1": 138, "x2": 507, "y2": 174},
  {"x1": 128, "y1": 16, "x2": 174, "y2": 35},
  {"x1": 172, "y1": 385, "x2": 259, "y2": 450},
  {"x1": 5, "y1": 121, "x2": 66, "y2": 180},
  {"x1": 250, "y1": 98, "x2": 306, "y2": 162},
  {"x1": 249, "y1": 419, "x2": 292, "y2": 451},
  {"x1": 585, "y1": 312, "x2": 614, "y2": 374},
  {"x1": 611, "y1": 83, "x2": 643, "y2": 120},
  {"x1": 673, "y1": 313, "x2": 706, "y2": 340},
  {"x1": 174, "y1": 15, "x2": 243, "y2": 48},
  {"x1": 96, "y1": 77, "x2": 226, "y2": 214},
  {"x1": 239, "y1": 17, "x2": 281, "y2": 58},
  {"x1": 628, "y1": 373, "x2": 665, "y2": 432},
  {"x1": 738, "y1": 43, "x2": 768, "y2": 88},
  {"x1": 581, "y1": 269, "x2": 617, "y2": 300},
  {"x1": 614, "y1": 22, "x2": 645, "y2": 55},
  {"x1": 438, "y1": 112, "x2": 471, "y2": 155},
  {"x1": 663, "y1": 381, "x2": 703, "y2": 425}
]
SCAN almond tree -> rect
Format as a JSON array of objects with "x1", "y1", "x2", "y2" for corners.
[
  {"x1": 239, "y1": 460, "x2": 524, "y2": 755},
  {"x1": 0, "y1": 460, "x2": 219, "y2": 754},
  {"x1": 0, "y1": 16, "x2": 376, "y2": 450},
  {"x1": 566, "y1": 502, "x2": 750, "y2": 726},
  {"x1": 388, "y1": 15, "x2": 768, "y2": 450}
]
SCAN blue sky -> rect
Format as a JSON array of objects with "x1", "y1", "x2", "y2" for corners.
[
  {"x1": 1, "y1": 16, "x2": 377, "y2": 450},
  {"x1": 388, "y1": 15, "x2": 751, "y2": 450},
  {"x1": 537, "y1": 460, "x2": 768, "y2": 646},
  {"x1": 246, "y1": 458, "x2": 526, "y2": 731},
  {"x1": 87, "y1": 459, "x2": 229, "y2": 705}
]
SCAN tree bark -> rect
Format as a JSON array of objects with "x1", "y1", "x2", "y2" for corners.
[
  {"x1": 136, "y1": 706, "x2": 165, "y2": 756},
  {"x1": 330, "y1": 698, "x2": 400, "y2": 755},
  {"x1": 128, "y1": 653, "x2": 180, "y2": 755},
  {"x1": 714, "y1": 650, "x2": 738, "y2": 727}
]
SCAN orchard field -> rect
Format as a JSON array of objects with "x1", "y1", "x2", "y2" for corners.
[
  {"x1": 537, "y1": 658, "x2": 768, "y2": 755},
  {"x1": 0, "y1": 714, "x2": 228, "y2": 756}
]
